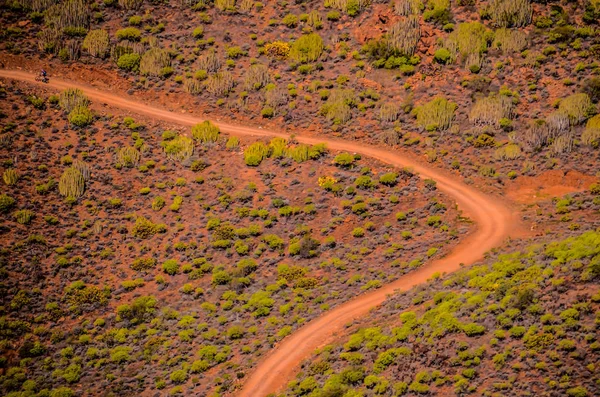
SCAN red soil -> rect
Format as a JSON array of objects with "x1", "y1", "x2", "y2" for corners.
[{"x1": 0, "y1": 69, "x2": 520, "y2": 396}]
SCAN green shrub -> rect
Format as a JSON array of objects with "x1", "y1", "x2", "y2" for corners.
[
  {"x1": 0, "y1": 194, "x2": 16, "y2": 213},
  {"x1": 117, "y1": 53, "x2": 141, "y2": 72},
  {"x1": 192, "y1": 26, "x2": 204, "y2": 38},
  {"x1": 131, "y1": 217, "x2": 167, "y2": 239},
  {"x1": 68, "y1": 105, "x2": 93, "y2": 127},
  {"x1": 116, "y1": 27, "x2": 141, "y2": 41},
  {"x1": 379, "y1": 172, "x2": 398, "y2": 186},
  {"x1": 463, "y1": 323, "x2": 486, "y2": 336},
  {"x1": 423, "y1": 0, "x2": 451, "y2": 25},
  {"x1": 192, "y1": 121, "x2": 220, "y2": 143},
  {"x1": 333, "y1": 152, "x2": 355, "y2": 166},
  {"x1": 244, "y1": 141, "x2": 271, "y2": 166},
  {"x1": 290, "y1": 33, "x2": 324, "y2": 63},
  {"x1": 162, "y1": 259, "x2": 180, "y2": 275}
]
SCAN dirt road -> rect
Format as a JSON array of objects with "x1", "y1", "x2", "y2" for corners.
[{"x1": 0, "y1": 70, "x2": 517, "y2": 397}]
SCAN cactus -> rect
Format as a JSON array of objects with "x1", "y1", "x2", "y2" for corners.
[
  {"x1": 487, "y1": 0, "x2": 532, "y2": 28},
  {"x1": 394, "y1": 0, "x2": 423, "y2": 16},
  {"x1": 243, "y1": 64, "x2": 270, "y2": 90},
  {"x1": 45, "y1": 0, "x2": 89, "y2": 31},
  {"x1": 214, "y1": 0, "x2": 236, "y2": 12},
  {"x1": 582, "y1": 115, "x2": 600, "y2": 147},
  {"x1": 72, "y1": 159, "x2": 91, "y2": 181},
  {"x1": 205, "y1": 72, "x2": 234, "y2": 96},
  {"x1": 118, "y1": 0, "x2": 143, "y2": 9},
  {"x1": 379, "y1": 103, "x2": 400, "y2": 123},
  {"x1": 469, "y1": 94, "x2": 514, "y2": 127},
  {"x1": 3, "y1": 169, "x2": 19, "y2": 186},
  {"x1": 59, "y1": 167, "x2": 85, "y2": 199},
  {"x1": 198, "y1": 49, "x2": 221, "y2": 72},
  {"x1": 183, "y1": 78, "x2": 202, "y2": 94},
  {"x1": 59, "y1": 88, "x2": 89, "y2": 113},
  {"x1": 387, "y1": 16, "x2": 420, "y2": 57},
  {"x1": 14, "y1": 209, "x2": 35, "y2": 225},
  {"x1": 139, "y1": 48, "x2": 171, "y2": 76},
  {"x1": 115, "y1": 146, "x2": 141, "y2": 168},
  {"x1": 413, "y1": 97, "x2": 457, "y2": 131},
  {"x1": 163, "y1": 135, "x2": 194, "y2": 162},
  {"x1": 83, "y1": 29, "x2": 109, "y2": 58},
  {"x1": 558, "y1": 93, "x2": 594, "y2": 126},
  {"x1": 494, "y1": 28, "x2": 527, "y2": 53}
]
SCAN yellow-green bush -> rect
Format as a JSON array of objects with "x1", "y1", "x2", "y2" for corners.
[
  {"x1": 68, "y1": 106, "x2": 93, "y2": 127},
  {"x1": 423, "y1": 0, "x2": 451, "y2": 25},
  {"x1": 59, "y1": 88, "x2": 89, "y2": 113},
  {"x1": 116, "y1": 27, "x2": 141, "y2": 41},
  {"x1": 215, "y1": 0, "x2": 236, "y2": 12},
  {"x1": 264, "y1": 41, "x2": 290, "y2": 59},
  {"x1": 0, "y1": 194, "x2": 15, "y2": 213},
  {"x1": 270, "y1": 137, "x2": 288, "y2": 158},
  {"x1": 83, "y1": 29, "x2": 109, "y2": 58},
  {"x1": 139, "y1": 47, "x2": 170, "y2": 76},
  {"x1": 192, "y1": 121, "x2": 220, "y2": 143},
  {"x1": 59, "y1": 167, "x2": 85, "y2": 199},
  {"x1": 244, "y1": 141, "x2": 271, "y2": 166},
  {"x1": 290, "y1": 33, "x2": 324, "y2": 63},
  {"x1": 413, "y1": 97, "x2": 457, "y2": 131},
  {"x1": 131, "y1": 217, "x2": 167, "y2": 239},
  {"x1": 494, "y1": 144, "x2": 521, "y2": 160}
]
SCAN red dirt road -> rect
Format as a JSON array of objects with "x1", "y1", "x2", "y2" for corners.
[{"x1": 0, "y1": 70, "x2": 518, "y2": 397}]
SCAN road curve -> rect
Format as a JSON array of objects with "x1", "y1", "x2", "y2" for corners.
[{"x1": 0, "y1": 70, "x2": 517, "y2": 397}]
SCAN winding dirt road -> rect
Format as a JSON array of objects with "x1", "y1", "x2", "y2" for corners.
[{"x1": 0, "y1": 70, "x2": 517, "y2": 397}]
